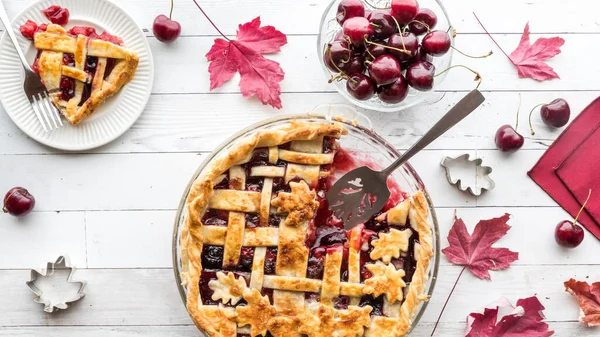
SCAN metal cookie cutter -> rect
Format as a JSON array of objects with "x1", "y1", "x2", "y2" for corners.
[
  {"x1": 441, "y1": 154, "x2": 495, "y2": 196},
  {"x1": 26, "y1": 256, "x2": 86, "y2": 313}
]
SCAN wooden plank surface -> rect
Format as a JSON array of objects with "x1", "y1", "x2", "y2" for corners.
[{"x1": 0, "y1": 0, "x2": 599, "y2": 336}]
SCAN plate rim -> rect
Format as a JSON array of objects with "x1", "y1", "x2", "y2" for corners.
[{"x1": 0, "y1": 0, "x2": 154, "y2": 151}]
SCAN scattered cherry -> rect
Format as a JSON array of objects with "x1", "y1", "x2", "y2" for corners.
[
  {"x1": 42, "y1": 5, "x2": 70, "y2": 26},
  {"x1": 555, "y1": 221, "x2": 585, "y2": 248},
  {"x1": 336, "y1": 0, "x2": 365, "y2": 25},
  {"x1": 409, "y1": 8, "x2": 437, "y2": 35},
  {"x1": 528, "y1": 98, "x2": 570, "y2": 134},
  {"x1": 377, "y1": 75, "x2": 409, "y2": 103},
  {"x1": 495, "y1": 95, "x2": 525, "y2": 152},
  {"x1": 391, "y1": 0, "x2": 419, "y2": 25},
  {"x1": 406, "y1": 60, "x2": 435, "y2": 91},
  {"x1": 541, "y1": 99, "x2": 570, "y2": 127},
  {"x1": 346, "y1": 73, "x2": 375, "y2": 100},
  {"x1": 343, "y1": 16, "x2": 373, "y2": 46},
  {"x1": 3, "y1": 187, "x2": 35, "y2": 217},
  {"x1": 367, "y1": 54, "x2": 401, "y2": 86},
  {"x1": 153, "y1": 14, "x2": 181, "y2": 43},
  {"x1": 555, "y1": 189, "x2": 590, "y2": 249},
  {"x1": 421, "y1": 30, "x2": 451, "y2": 56},
  {"x1": 387, "y1": 32, "x2": 418, "y2": 61},
  {"x1": 367, "y1": 10, "x2": 396, "y2": 40},
  {"x1": 495, "y1": 125, "x2": 524, "y2": 152}
]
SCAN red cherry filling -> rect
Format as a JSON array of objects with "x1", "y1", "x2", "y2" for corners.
[
  {"x1": 20, "y1": 20, "x2": 38, "y2": 40},
  {"x1": 264, "y1": 247, "x2": 278, "y2": 275},
  {"x1": 202, "y1": 209, "x2": 229, "y2": 226},
  {"x1": 42, "y1": 5, "x2": 70, "y2": 26}
]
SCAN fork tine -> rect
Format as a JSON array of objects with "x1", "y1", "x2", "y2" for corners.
[
  {"x1": 42, "y1": 92, "x2": 62, "y2": 128},
  {"x1": 36, "y1": 93, "x2": 55, "y2": 130},
  {"x1": 31, "y1": 95, "x2": 49, "y2": 132}
]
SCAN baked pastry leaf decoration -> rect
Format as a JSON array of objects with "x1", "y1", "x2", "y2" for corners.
[
  {"x1": 236, "y1": 289, "x2": 277, "y2": 337},
  {"x1": 299, "y1": 304, "x2": 372, "y2": 337},
  {"x1": 271, "y1": 180, "x2": 319, "y2": 227},
  {"x1": 364, "y1": 261, "x2": 407, "y2": 304},
  {"x1": 370, "y1": 228, "x2": 412, "y2": 263},
  {"x1": 208, "y1": 272, "x2": 248, "y2": 305}
]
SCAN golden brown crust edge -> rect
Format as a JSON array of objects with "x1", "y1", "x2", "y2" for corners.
[{"x1": 181, "y1": 121, "x2": 347, "y2": 336}]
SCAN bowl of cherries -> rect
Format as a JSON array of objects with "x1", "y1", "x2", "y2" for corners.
[{"x1": 318, "y1": 0, "x2": 454, "y2": 112}]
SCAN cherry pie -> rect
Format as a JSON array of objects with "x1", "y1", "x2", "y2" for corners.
[
  {"x1": 29, "y1": 24, "x2": 139, "y2": 124},
  {"x1": 181, "y1": 121, "x2": 433, "y2": 337}
]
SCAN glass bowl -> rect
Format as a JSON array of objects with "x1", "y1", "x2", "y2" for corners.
[
  {"x1": 172, "y1": 104, "x2": 441, "y2": 335},
  {"x1": 318, "y1": 0, "x2": 454, "y2": 112}
]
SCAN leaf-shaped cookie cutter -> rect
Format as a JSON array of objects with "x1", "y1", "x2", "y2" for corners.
[
  {"x1": 440, "y1": 154, "x2": 495, "y2": 196},
  {"x1": 26, "y1": 256, "x2": 86, "y2": 313}
]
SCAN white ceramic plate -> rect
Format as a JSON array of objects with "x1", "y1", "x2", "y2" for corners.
[{"x1": 0, "y1": 0, "x2": 154, "y2": 151}]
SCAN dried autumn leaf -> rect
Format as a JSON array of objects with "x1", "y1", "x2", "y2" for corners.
[
  {"x1": 442, "y1": 213, "x2": 519, "y2": 279},
  {"x1": 204, "y1": 16, "x2": 287, "y2": 109},
  {"x1": 474, "y1": 14, "x2": 564, "y2": 82},
  {"x1": 564, "y1": 278, "x2": 600, "y2": 326},
  {"x1": 466, "y1": 296, "x2": 554, "y2": 337}
]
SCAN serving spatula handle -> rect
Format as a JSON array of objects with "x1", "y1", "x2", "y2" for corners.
[{"x1": 380, "y1": 89, "x2": 485, "y2": 177}]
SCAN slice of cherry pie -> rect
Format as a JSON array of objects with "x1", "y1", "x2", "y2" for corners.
[
  {"x1": 181, "y1": 121, "x2": 434, "y2": 337},
  {"x1": 27, "y1": 23, "x2": 139, "y2": 125}
]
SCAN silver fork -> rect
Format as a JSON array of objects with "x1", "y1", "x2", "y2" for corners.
[{"x1": 0, "y1": 1, "x2": 63, "y2": 132}]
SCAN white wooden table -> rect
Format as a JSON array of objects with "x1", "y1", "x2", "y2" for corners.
[{"x1": 0, "y1": 0, "x2": 599, "y2": 336}]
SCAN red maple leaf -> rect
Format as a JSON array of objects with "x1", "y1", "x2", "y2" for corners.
[
  {"x1": 466, "y1": 296, "x2": 554, "y2": 337},
  {"x1": 564, "y1": 278, "x2": 600, "y2": 326},
  {"x1": 474, "y1": 14, "x2": 564, "y2": 82},
  {"x1": 442, "y1": 213, "x2": 519, "y2": 279},
  {"x1": 203, "y1": 14, "x2": 287, "y2": 109}
]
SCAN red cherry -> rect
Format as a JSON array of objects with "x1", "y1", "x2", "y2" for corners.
[
  {"x1": 153, "y1": 14, "x2": 181, "y2": 43},
  {"x1": 421, "y1": 30, "x2": 451, "y2": 56},
  {"x1": 409, "y1": 8, "x2": 438, "y2": 35},
  {"x1": 336, "y1": 0, "x2": 365, "y2": 25},
  {"x1": 3, "y1": 187, "x2": 35, "y2": 217},
  {"x1": 324, "y1": 40, "x2": 351, "y2": 72},
  {"x1": 368, "y1": 54, "x2": 401, "y2": 86},
  {"x1": 541, "y1": 98, "x2": 570, "y2": 128},
  {"x1": 346, "y1": 73, "x2": 376, "y2": 101},
  {"x1": 406, "y1": 60, "x2": 435, "y2": 91},
  {"x1": 555, "y1": 221, "x2": 584, "y2": 248},
  {"x1": 387, "y1": 32, "x2": 418, "y2": 62},
  {"x1": 495, "y1": 125, "x2": 524, "y2": 152},
  {"x1": 19, "y1": 20, "x2": 38, "y2": 40},
  {"x1": 377, "y1": 75, "x2": 409, "y2": 104},
  {"x1": 366, "y1": 42, "x2": 387, "y2": 60},
  {"x1": 391, "y1": 0, "x2": 419, "y2": 25},
  {"x1": 342, "y1": 17, "x2": 373, "y2": 46},
  {"x1": 367, "y1": 10, "x2": 396, "y2": 40},
  {"x1": 342, "y1": 54, "x2": 366, "y2": 74}
]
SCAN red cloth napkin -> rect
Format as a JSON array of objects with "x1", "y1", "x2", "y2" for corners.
[
  {"x1": 556, "y1": 124, "x2": 600, "y2": 229},
  {"x1": 528, "y1": 97, "x2": 600, "y2": 239}
]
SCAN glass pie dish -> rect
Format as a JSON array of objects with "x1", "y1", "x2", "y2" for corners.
[
  {"x1": 172, "y1": 104, "x2": 440, "y2": 335},
  {"x1": 318, "y1": 0, "x2": 454, "y2": 112}
]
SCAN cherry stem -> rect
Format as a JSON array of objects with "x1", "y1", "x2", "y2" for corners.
[
  {"x1": 473, "y1": 12, "x2": 514, "y2": 65},
  {"x1": 450, "y1": 45, "x2": 493, "y2": 59},
  {"x1": 365, "y1": 46, "x2": 375, "y2": 59},
  {"x1": 191, "y1": 0, "x2": 230, "y2": 42},
  {"x1": 365, "y1": 37, "x2": 410, "y2": 54},
  {"x1": 434, "y1": 65, "x2": 482, "y2": 89},
  {"x1": 169, "y1": 0, "x2": 174, "y2": 20},
  {"x1": 527, "y1": 103, "x2": 546, "y2": 135},
  {"x1": 431, "y1": 266, "x2": 467, "y2": 336},
  {"x1": 574, "y1": 189, "x2": 592, "y2": 226},
  {"x1": 370, "y1": 22, "x2": 381, "y2": 28},
  {"x1": 390, "y1": 16, "x2": 404, "y2": 39},
  {"x1": 514, "y1": 93, "x2": 522, "y2": 130},
  {"x1": 326, "y1": 45, "x2": 354, "y2": 84}
]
